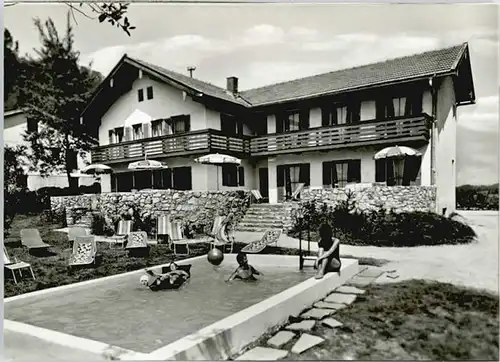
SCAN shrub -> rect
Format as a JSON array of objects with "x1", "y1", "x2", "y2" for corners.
[{"x1": 291, "y1": 199, "x2": 477, "y2": 247}]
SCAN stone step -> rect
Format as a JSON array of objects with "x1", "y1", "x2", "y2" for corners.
[
  {"x1": 238, "y1": 221, "x2": 284, "y2": 227},
  {"x1": 241, "y1": 214, "x2": 286, "y2": 221},
  {"x1": 235, "y1": 226, "x2": 282, "y2": 232}
]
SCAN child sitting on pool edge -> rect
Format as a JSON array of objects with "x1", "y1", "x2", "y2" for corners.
[
  {"x1": 315, "y1": 223, "x2": 341, "y2": 279},
  {"x1": 226, "y1": 252, "x2": 263, "y2": 282}
]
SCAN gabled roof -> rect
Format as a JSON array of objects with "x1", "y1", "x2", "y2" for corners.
[
  {"x1": 83, "y1": 42, "x2": 473, "y2": 116},
  {"x1": 240, "y1": 43, "x2": 470, "y2": 106}
]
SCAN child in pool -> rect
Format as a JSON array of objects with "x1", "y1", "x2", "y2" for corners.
[
  {"x1": 142, "y1": 262, "x2": 191, "y2": 291},
  {"x1": 315, "y1": 223, "x2": 341, "y2": 279},
  {"x1": 226, "y1": 252, "x2": 263, "y2": 282}
]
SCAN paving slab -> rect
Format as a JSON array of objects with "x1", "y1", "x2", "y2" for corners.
[
  {"x1": 358, "y1": 266, "x2": 385, "y2": 278},
  {"x1": 267, "y1": 331, "x2": 295, "y2": 349},
  {"x1": 312, "y1": 301, "x2": 345, "y2": 310},
  {"x1": 346, "y1": 276, "x2": 375, "y2": 287},
  {"x1": 322, "y1": 318, "x2": 344, "y2": 328},
  {"x1": 286, "y1": 320, "x2": 316, "y2": 332},
  {"x1": 290, "y1": 333, "x2": 324, "y2": 354},
  {"x1": 300, "y1": 308, "x2": 334, "y2": 320},
  {"x1": 324, "y1": 293, "x2": 357, "y2": 305},
  {"x1": 335, "y1": 285, "x2": 365, "y2": 295},
  {"x1": 236, "y1": 347, "x2": 289, "y2": 360}
]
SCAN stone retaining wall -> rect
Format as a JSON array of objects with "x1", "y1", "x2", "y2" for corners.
[
  {"x1": 51, "y1": 190, "x2": 251, "y2": 230},
  {"x1": 301, "y1": 185, "x2": 436, "y2": 214}
]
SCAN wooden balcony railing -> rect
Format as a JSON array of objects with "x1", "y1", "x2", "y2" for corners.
[
  {"x1": 91, "y1": 129, "x2": 251, "y2": 163},
  {"x1": 250, "y1": 115, "x2": 431, "y2": 156}
]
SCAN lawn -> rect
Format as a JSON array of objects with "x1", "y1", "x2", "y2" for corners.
[
  {"x1": 247, "y1": 280, "x2": 499, "y2": 360},
  {"x1": 4, "y1": 214, "x2": 385, "y2": 298}
]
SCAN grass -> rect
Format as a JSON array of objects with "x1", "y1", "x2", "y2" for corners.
[
  {"x1": 4, "y1": 214, "x2": 386, "y2": 298},
  {"x1": 246, "y1": 280, "x2": 499, "y2": 360}
]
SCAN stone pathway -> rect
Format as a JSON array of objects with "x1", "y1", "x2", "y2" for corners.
[{"x1": 234, "y1": 265, "x2": 385, "y2": 360}]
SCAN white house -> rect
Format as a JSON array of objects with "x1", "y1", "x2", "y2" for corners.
[
  {"x1": 81, "y1": 42, "x2": 476, "y2": 214},
  {"x1": 4, "y1": 109, "x2": 95, "y2": 190}
]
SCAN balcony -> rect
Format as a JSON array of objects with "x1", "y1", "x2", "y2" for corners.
[
  {"x1": 250, "y1": 114, "x2": 431, "y2": 156},
  {"x1": 91, "y1": 129, "x2": 251, "y2": 164}
]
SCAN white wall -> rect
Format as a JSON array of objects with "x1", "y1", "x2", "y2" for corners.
[
  {"x1": 99, "y1": 75, "x2": 207, "y2": 146},
  {"x1": 434, "y1": 76, "x2": 457, "y2": 215}
]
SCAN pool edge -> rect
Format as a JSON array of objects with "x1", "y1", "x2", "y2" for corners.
[{"x1": 142, "y1": 258, "x2": 359, "y2": 361}]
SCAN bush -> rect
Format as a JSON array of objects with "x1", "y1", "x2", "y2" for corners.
[
  {"x1": 456, "y1": 185, "x2": 499, "y2": 211},
  {"x1": 291, "y1": 199, "x2": 477, "y2": 247}
]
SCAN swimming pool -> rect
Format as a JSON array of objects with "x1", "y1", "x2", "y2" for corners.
[{"x1": 4, "y1": 255, "x2": 316, "y2": 354}]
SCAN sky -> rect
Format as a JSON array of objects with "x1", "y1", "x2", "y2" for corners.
[{"x1": 4, "y1": 3, "x2": 499, "y2": 186}]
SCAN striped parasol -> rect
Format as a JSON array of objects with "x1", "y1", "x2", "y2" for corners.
[
  {"x1": 373, "y1": 145, "x2": 422, "y2": 160},
  {"x1": 194, "y1": 153, "x2": 241, "y2": 190}
]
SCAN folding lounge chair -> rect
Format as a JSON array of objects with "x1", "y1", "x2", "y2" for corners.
[
  {"x1": 211, "y1": 222, "x2": 235, "y2": 253},
  {"x1": 4, "y1": 246, "x2": 36, "y2": 284},
  {"x1": 69, "y1": 236, "x2": 97, "y2": 267},
  {"x1": 241, "y1": 229, "x2": 282, "y2": 253},
  {"x1": 170, "y1": 221, "x2": 190, "y2": 256},
  {"x1": 250, "y1": 189, "x2": 264, "y2": 203},
  {"x1": 125, "y1": 231, "x2": 149, "y2": 252},
  {"x1": 206, "y1": 215, "x2": 226, "y2": 242},
  {"x1": 156, "y1": 215, "x2": 172, "y2": 245},
  {"x1": 287, "y1": 183, "x2": 305, "y2": 201},
  {"x1": 20, "y1": 228, "x2": 51, "y2": 251},
  {"x1": 108, "y1": 220, "x2": 132, "y2": 248}
]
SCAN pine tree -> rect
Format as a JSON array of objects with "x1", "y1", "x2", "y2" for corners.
[
  {"x1": 22, "y1": 13, "x2": 103, "y2": 189},
  {"x1": 4, "y1": 29, "x2": 22, "y2": 110}
]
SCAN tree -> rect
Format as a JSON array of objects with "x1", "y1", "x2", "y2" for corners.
[
  {"x1": 4, "y1": 29, "x2": 23, "y2": 110},
  {"x1": 5, "y1": 2, "x2": 135, "y2": 36},
  {"x1": 4, "y1": 145, "x2": 29, "y2": 232},
  {"x1": 22, "y1": 14, "x2": 103, "y2": 189}
]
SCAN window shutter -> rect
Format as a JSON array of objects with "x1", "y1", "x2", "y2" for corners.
[
  {"x1": 321, "y1": 107, "x2": 330, "y2": 127},
  {"x1": 277, "y1": 165, "x2": 285, "y2": 187},
  {"x1": 165, "y1": 169, "x2": 173, "y2": 189},
  {"x1": 299, "y1": 163, "x2": 310, "y2": 186},
  {"x1": 124, "y1": 126, "x2": 132, "y2": 141},
  {"x1": 276, "y1": 113, "x2": 284, "y2": 133},
  {"x1": 375, "y1": 159, "x2": 385, "y2": 182},
  {"x1": 184, "y1": 115, "x2": 191, "y2": 132},
  {"x1": 143, "y1": 122, "x2": 151, "y2": 138},
  {"x1": 138, "y1": 89, "x2": 144, "y2": 102},
  {"x1": 322, "y1": 161, "x2": 331, "y2": 186},
  {"x1": 238, "y1": 166, "x2": 245, "y2": 186},
  {"x1": 299, "y1": 109, "x2": 310, "y2": 130},
  {"x1": 108, "y1": 130, "x2": 114, "y2": 144},
  {"x1": 222, "y1": 165, "x2": 228, "y2": 186},
  {"x1": 184, "y1": 167, "x2": 192, "y2": 190},
  {"x1": 348, "y1": 160, "x2": 361, "y2": 183},
  {"x1": 147, "y1": 86, "x2": 154, "y2": 100}
]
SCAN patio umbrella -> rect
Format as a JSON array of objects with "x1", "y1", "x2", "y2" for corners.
[
  {"x1": 194, "y1": 153, "x2": 241, "y2": 190},
  {"x1": 80, "y1": 164, "x2": 113, "y2": 175},
  {"x1": 373, "y1": 145, "x2": 422, "y2": 160},
  {"x1": 128, "y1": 159, "x2": 168, "y2": 189}
]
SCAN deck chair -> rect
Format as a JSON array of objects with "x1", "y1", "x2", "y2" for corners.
[
  {"x1": 108, "y1": 219, "x2": 132, "y2": 248},
  {"x1": 68, "y1": 226, "x2": 90, "y2": 242},
  {"x1": 69, "y1": 236, "x2": 97, "y2": 267},
  {"x1": 250, "y1": 190, "x2": 264, "y2": 203},
  {"x1": 211, "y1": 222, "x2": 235, "y2": 253},
  {"x1": 125, "y1": 231, "x2": 149, "y2": 251},
  {"x1": 4, "y1": 246, "x2": 36, "y2": 284},
  {"x1": 170, "y1": 221, "x2": 190, "y2": 256},
  {"x1": 20, "y1": 228, "x2": 51, "y2": 251},
  {"x1": 206, "y1": 215, "x2": 226, "y2": 242},
  {"x1": 287, "y1": 183, "x2": 305, "y2": 201},
  {"x1": 241, "y1": 229, "x2": 282, "y2": 253},
  {"x1": 156, "y1": 215, "x2": 172, "y2": 245}
]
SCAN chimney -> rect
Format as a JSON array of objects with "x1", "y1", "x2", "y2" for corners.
[{"x1": 226, "y1": 76, "x2": 238, "y2": 94}]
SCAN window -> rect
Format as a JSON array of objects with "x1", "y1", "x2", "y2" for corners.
[
  {"x1": 322, "y1": 160, "x2": 361, "y2": 188},
  {"x1": 108, "y1": 129, "x2": 115, "y2": 144},
  {"x1": 132, "y1": 124, "x2": 143, "y2": 140},
  {"x1": 222, "y1": 165, "x2": 245, "y2": 187},
  {"x1": 220, "y1": 113, "x2": 243, "y2": 136},
  {"x1": 27, "y1": 118, "x2": 38, "y2": 133},
  {"x1": 277, "y1": 163, "x2": 310, "y2": 199},
  {"x1": 147, "y1": 86, "x2": 154, "y2": 100},
  {"x1": 138, "y1": 89, "x2": 144, "y2": 102},
  {"x1": 152, "y1": 119, "x2": 168, "y2": 137},
  {"x1": 376, "y1": 91, "x2": 423, "y2": 119},
  {"x1": 393, "y1": 97, "x2": 406, "y2": 117},
  {"x1": 114, "y1": 127, "x2": 124, "y2": 143},
  {"x1": 171, "y1": 115, "x2": 190, "y2": 134},
  {"x1": 322, "y1": 103, "x2": 359, "y2": 126},
  {"x1": 375, "y1": 156, "x2": 421, "y2": 186},
  {"x1": 172, "y1": 167, "x2": 192, "y2": 190},
  {"x1": 276, "y1": 109, "x2": 309, "y2": 133}
]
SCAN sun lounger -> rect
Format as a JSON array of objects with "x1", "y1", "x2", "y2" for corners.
[
  {"x1": 251, "y1": 189, "x2": 264, "y2": 203},
  {"x1": 126, "y1": 231, "x2": 149, "y2": 251},
  {"x1": 20, "y1": 228, "x2": 51, "y2": 250},
  {"x1": 206, "y1": 215, "x2": 226, "y2": 242},
  {"x1": 170, "y1": 221, "x2": 190, "y2": 256},
  {"x1": 241, "y1": 229, "x2": 282, "y2": 253},
  {"x1": 287, "y1": 183, "x2": 305, "y2": 201},
  {"x1": 108, "y1": 219, "x2": 132, "y2": 248},
  {"x1": 69, "y1": 236, "x2": 97, "y2": 267},
  {"x1": 156, "y1": 215, "x2": 172, "y2": 244},
  {"x1": 211, "y1": 223, "x2": 235, "y2": 253},
  {"x1": 4, "y1": 246, "x2": 36, "y2": 284}
]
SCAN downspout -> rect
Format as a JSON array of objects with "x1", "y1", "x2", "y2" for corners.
[{"x1": 429, "y1": 75, "x2": 438, "y2": 213}]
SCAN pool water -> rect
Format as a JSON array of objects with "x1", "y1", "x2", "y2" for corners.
[{"x1": 5, "y1": 256, "x2": 315, "y2": 353}]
